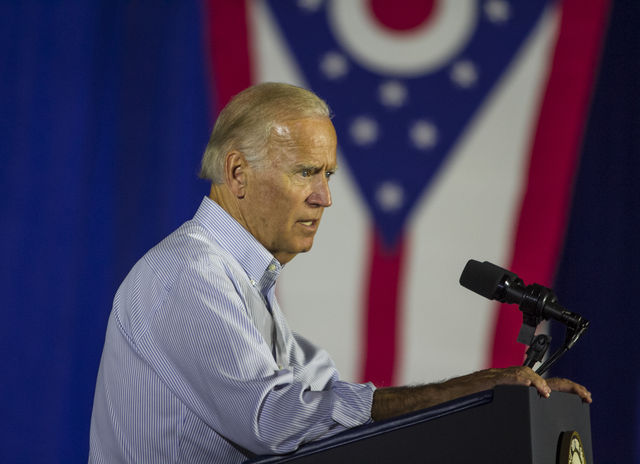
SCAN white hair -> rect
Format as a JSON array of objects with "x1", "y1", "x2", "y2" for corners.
[{"x1": 199, "y1": 82, "x2": 331, "y2": 183}]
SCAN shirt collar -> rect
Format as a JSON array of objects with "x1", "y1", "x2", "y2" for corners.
[{"x1": 193, "y1": 196, "x2": 282, "y2": 292}]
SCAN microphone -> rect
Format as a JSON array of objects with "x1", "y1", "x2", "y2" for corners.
[
  {"x1": 459, "y1": 259, "x2": 589, "y2": 373},
  {"x1": 459, "y1": 259, "x2": 584, "y2": 336}
]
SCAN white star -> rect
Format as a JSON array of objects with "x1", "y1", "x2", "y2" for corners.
[
  {"x1": 350, "y1": 116, "x2": 378, "y2": 146},
  {"x1": 409, "y1": 120, "x2": 438, "y2": 150},
  {"x1": 378, "y1": 80, "x2": 408, "y2": 108},
  {"x1": 484, "y1": 0, "x2": 511, "y2": 23},
  {"x1": 297, "y1": 0, "x2": 324, "y2": 12},
  {"x1": 450, "y1": 60, "x2": 478, "y2": 88},
  {"x1": 320, "y1": 51, "x2": 349, "y2": 80},
  {"x1": 376, "y1": 181, "x2": 404, "y2": 212}
]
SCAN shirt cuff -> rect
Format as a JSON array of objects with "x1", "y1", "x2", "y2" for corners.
[{"x1": 330, "y1": 381, "x2": 376, "y2": 428}]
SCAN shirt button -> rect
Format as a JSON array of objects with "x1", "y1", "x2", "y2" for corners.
[
  {"x1": 268, "y1": 264, "x2": 276, "y2": 272},
  {"x1": 250, "y1": 279, "x2": 256, "y2": 286}
]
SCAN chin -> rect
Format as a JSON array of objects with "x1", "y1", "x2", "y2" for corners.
[
  {"x1": 292, "y1": 242, "x2": 312, "y2": 254},
  {"x1": 302, "y1": 238, "x2": 316, "y2": 251},
  {"x1": 293, "y1": 236, "x2": 315, "y2": 252}
]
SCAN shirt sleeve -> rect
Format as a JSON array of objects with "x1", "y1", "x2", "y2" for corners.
[
  {"x1": 287, "y1": 330, "x2": 375, "y2": 428},
  {"x1": 136, "y1": 257, "x2": 374, "y2": 456}
]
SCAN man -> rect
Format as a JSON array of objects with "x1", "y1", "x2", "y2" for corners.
[{"x1": 89, "y1": 83, "x2": 591, "y2": 463}]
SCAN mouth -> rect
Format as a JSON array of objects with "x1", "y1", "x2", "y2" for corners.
[{"x1": 297, "y1": 219, "x2": 319, "y2": 229}]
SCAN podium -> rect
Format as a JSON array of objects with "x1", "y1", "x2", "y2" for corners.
[{"x1": 247, "y1": 385, "x2": 592, "y2": 463}]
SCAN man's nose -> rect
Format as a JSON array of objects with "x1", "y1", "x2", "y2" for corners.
[{"x1": 307, "y1": 175, "x2": 332, "y2": 207}]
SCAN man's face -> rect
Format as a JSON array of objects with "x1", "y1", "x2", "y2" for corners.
[{"x1": 239, "y1": 117, "x2": 337, "y2": 265}]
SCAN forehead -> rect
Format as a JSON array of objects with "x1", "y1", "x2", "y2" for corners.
[{"x1": 269, "y1": 118, "x2": 337, "y2": 166}]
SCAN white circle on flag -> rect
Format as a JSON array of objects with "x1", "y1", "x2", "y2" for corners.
[{"x1": 327, "y1": 0, "x2": 478, "y2": 76}]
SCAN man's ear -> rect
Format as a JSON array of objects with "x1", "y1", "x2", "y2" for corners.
[{"x1": 224, "y1": 150, "x2": 248, "y2": 199}]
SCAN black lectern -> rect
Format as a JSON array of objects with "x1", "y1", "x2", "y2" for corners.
[{"x1": 247, "y1": 385, "x2": 592, "y2": 463}]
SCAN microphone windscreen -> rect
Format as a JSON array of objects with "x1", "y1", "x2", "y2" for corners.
[{"x1": 459, "y1": 260, "x2": 514, "y2": 300}]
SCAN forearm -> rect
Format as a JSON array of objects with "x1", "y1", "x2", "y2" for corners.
[
  {"x1": 370, "y1": 365, "x2": 595, "y2": 422},
  {"x1": 371, "y1": 371, "x2": 495, "y2": 422}
]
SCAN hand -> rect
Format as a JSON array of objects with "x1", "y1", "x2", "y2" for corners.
[
  {"x1": 546, "y1": 376, "x2": 592, "y2": 403},
  {"x1": 471, "y1": 366, "x2": 592, "y2": 403},
  {"x1": 470, "y1": 366, "x2": 552, "y2": 396}
]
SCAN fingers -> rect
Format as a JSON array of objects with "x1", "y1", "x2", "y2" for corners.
[
  {"x1": 476, "y1": 367, "x2": 592, "y2": 403},
  {"x1": 527, "y1": 371, "x2": 552, "y2": 399},
  {"x1": 510, "y1": 366, "x2": 551, "y2": 398},
  {"x1": 547, "y1": 377, "x2": 593, "y2": 403},
  {"x1": 483, "y1": 366, "x2": 551, "y2": 398}
]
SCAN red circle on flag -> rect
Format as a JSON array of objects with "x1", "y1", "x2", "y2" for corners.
[{"x1": 369, "y1": 0, "x2": 437, "y2": 32}]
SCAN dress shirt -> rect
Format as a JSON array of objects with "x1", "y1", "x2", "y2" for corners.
[{"x1": 89, "y1": 196, "x2": 374, "y2": 463}]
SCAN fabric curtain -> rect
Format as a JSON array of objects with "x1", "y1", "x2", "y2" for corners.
[{"x1": 0, "y1": 2, "x2": 211, "y2": 461}]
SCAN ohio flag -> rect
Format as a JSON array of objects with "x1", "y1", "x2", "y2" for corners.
[{"x1": 203, "y1": 0, "x2": 609, "y2": 387}]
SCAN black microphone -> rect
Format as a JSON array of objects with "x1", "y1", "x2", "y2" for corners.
[
  {"x1": 460, "y1": 259, "x2": 590, "y2": 373},
  {"x1": 459, "y1": 259, "x2": 583, "y2": 332}
]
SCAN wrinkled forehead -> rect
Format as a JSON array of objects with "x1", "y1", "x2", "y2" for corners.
[
  {"x1": 270, "y1": 117, "x2": 335, "y2": 142},
  {"x1": 268, "y1": 117, "x2": 337, "y2": 162}
]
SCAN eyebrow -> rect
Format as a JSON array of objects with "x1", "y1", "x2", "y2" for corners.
[{"x1": 295, "y1": 163, "x2": 339, "y2": 173}]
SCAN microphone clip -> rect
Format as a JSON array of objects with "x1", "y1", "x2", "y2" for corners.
[
  {"x1": 513, "y1": 281, "x2": 590, "y2": 375},
  {"x1": 459, "y1": 259, "x2": 590, "y2": 375}
]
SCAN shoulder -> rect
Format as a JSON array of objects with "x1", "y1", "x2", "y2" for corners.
[
  {"x1": 113, "y1": 220, "x2": 253, "y2": 343},
  {"x1": 143, "y1": 220, "x2": 238, "y2": 290}
]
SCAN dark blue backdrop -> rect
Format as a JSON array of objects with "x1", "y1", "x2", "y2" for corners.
[
  {"x1": 1, "y1": 1, "x2": 638, "y2": 462},
  {"x1": 0, "y1": 2, "x2": 211, "y2": 462},
  {"x1": 552, "y1": 1, "x2": 640, "y2": 461}
]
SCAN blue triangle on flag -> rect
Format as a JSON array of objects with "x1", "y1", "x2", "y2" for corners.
[{"x1": 266, "y1": 0, "x2": 551, "y2": 246}]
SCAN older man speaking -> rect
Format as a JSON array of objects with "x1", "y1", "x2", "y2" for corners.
[{"x1": 89, "y1": 83, "x2": 590, "y2": 463}]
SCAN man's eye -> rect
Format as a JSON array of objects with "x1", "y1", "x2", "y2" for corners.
[
  {"x1": 325, "y1": 171, "x2": 335, "y2": 179},
  {"x1": 301, "y1": 169, "x2": 311, "y2": 177}
]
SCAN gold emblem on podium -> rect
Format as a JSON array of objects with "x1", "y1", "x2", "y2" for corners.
[{"x1": 558, "y1": 431, "x2": 586, "y2": 464}]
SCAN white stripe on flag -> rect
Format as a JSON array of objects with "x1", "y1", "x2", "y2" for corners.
[{"x1": 400, "y1": 5, "x2": 561, "y2": 385}]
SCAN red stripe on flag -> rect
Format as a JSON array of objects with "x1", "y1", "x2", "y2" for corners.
[
  {"x1": 360, "y1": 230, "x2": 408, "y2": 386},
  {"x1": 490, "y1": 0, "x2": 612, "y2": 368},
  {"x1": 202, "y1": 0, "x2": 253, "y2": 115}
]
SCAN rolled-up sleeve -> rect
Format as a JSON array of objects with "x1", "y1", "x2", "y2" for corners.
[
  {"x1": 139, "y1": 259, "x2": 373, "y2": 456},
  {"x1": 330, "y1": 381, "x2": 375, "y2": 428}
]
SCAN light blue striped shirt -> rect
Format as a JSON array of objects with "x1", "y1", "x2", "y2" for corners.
[{"x1": 89, "y1": 197, "x2": 374, "y2": 463}]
